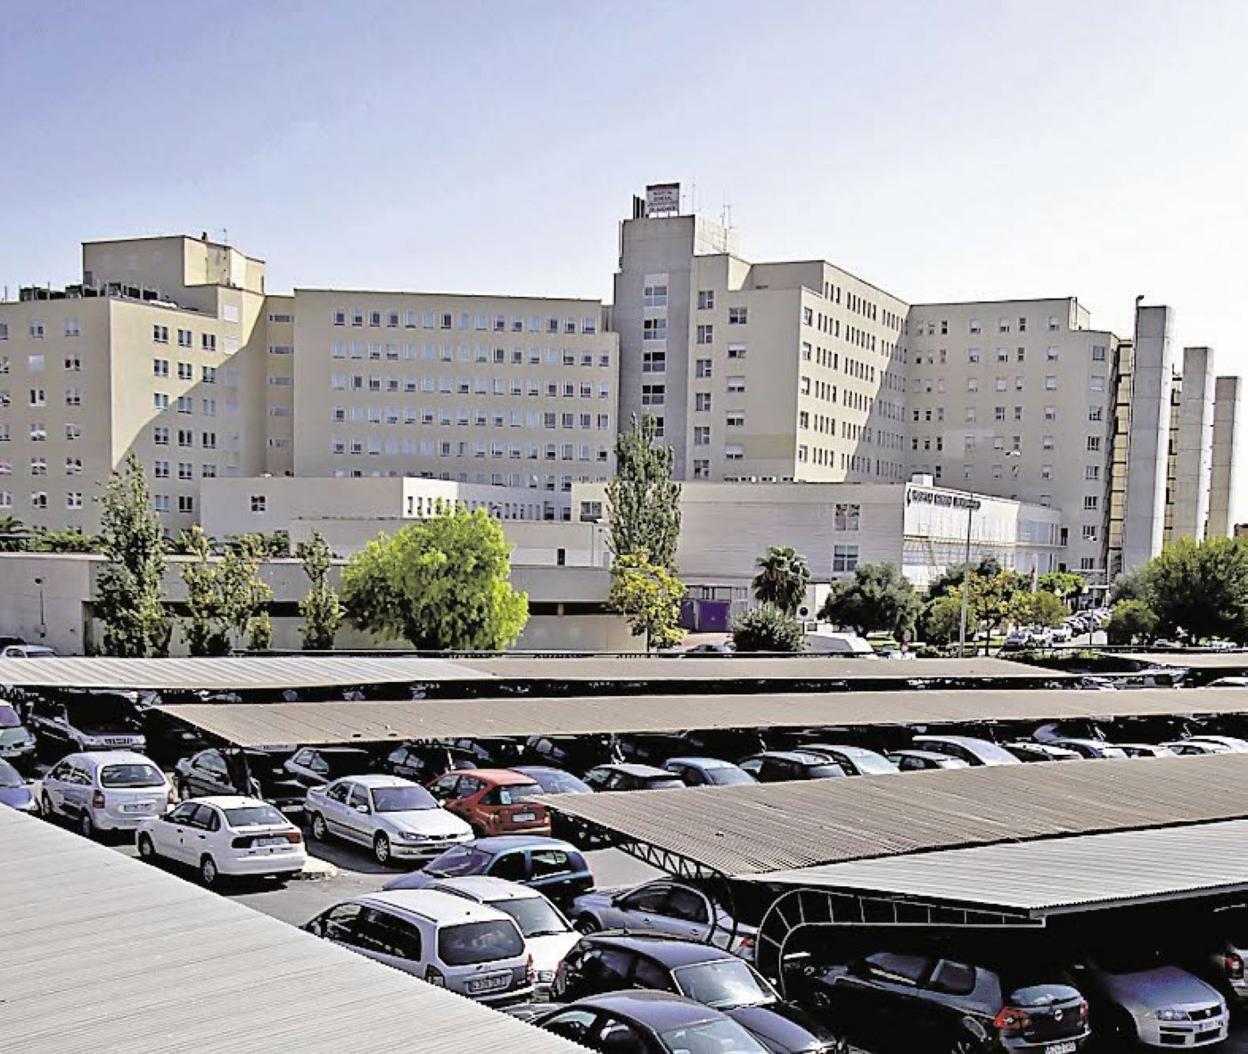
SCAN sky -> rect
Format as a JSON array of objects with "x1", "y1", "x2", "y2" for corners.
[{"x1": 1, "y1": 1, "x2": 1246, "y2": 360}]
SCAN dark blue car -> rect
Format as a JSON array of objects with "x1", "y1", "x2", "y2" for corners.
[
  {"x1": 383, "y1": 835, "x2": 593, "y2": 902},
  {"x1": 0, "y1": 758, "x2": 36, "y2": 813}
]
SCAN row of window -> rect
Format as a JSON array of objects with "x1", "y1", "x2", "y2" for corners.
[
  {"x1": 330, "y1": 374, "x2": 611, "y2": 399},
  {"x1": 914, "y1": 315, "x2": 1064, "y2": 338},
  {"x1": 330, "y1": 437, "x2": 611, "y2": 463},
  {"x1": 152, "y1": 427, "x2": 219, "y2": 449},
  {"x1": 331, "y1": 342, "x2": 611, "y2": 368},
  {"x1": 153, "y1": 394, "x2": 219, "y2": 416},
  {"x1": 330, "y1": 406, "x2": 612, "y2": 430},
  {"x1": 0, "y1": 354, "x2": 83, "y2": 373},
  {"x1": 956, "y1": 374, "x2": 1106, "y2": 394},
  {"x1": 152, "y1": 325, "x2": 217, "y2": 351},
  {"x1": 153, "y1": 461, "x2": 217, "y2": 480},
  {"x1": 153, "y1": 360, "x2": 220, "y2": 383},
  {"x1": 332, "y1": 308, "x2": 598, "y2": 335},
  {"x1": 0, "y1": 457, "x2": 85, "y2": 475},
  {"x1": 0, "y1": 490, "x2": 85, "y2": 510},
  {"x1": 0, "y1": 423, "x2": 83, "y2": 442},
  {"x1": 956, "y1": 433, "x2": 1104, "y2": 453},
  {"x1": 0, "y1": 320, "x2": 82, "y2": 341}
]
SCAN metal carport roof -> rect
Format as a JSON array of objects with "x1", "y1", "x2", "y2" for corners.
[
  {"x1": 154, "y1": 686, "x2": 1248, "y2": 748},
  {"x1": 0, "y1": 807, "x2": 583, "y2": 1054},
  {"x1": 745, "y1": 819, "x2": 1248, "y2": 916},
  {"x1": 538, "y1": 753, "x2": 1248, "y2": 878},
  {"x1": 1118, "y1": 651, "x2": 1248, "y2": 670}
]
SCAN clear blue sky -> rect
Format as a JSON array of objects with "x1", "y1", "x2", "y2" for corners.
[{"x1": 2, "y1": 1, "x2": 1245, "y2": 360}]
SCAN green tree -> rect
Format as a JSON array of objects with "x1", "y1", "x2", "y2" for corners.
[
  {"x1": 608, "y1": 551, "x2": 685, "y2": 651},
  {"x1": 1037, "y1": 571, "x2": 1084, "y2": 606},
  {"x1": 751, "y1": 546, "x2": 812, "y2": 617},
  {"x1": 180, "y1": 528, "x2": 273, "y2": 656},
  {"x1": 924, "y1": 555, "x2": 1002, "y2": 599},
  {"x1": 1024, "y1": 588, "x2": 1068, "y2": 629},
  {"x1": 732, "y1": 606, "x2": 807, "y2": 653},
  {"x1": 34, "y1": 527, "x2": 101, "y2": 553},
  {"x1": 605, "y1": 414, "x2": 682, "y2": 570},
  {"x1": 819, "y1": 562, "x2": 920, "y2": 638},
  {"x1": 297, "y1": 531, "x2": 341, "y2": 651},
  {"x1": 225, "y1": 530, "x2": 289, "y2": 557},
  {"x1": 964, "y1": 570, "x2": 1029, "y2": 653},
  {"x1": 341, "y1": 508, "x2": 528, "y2": 650},
  {"x1": 1146, "y1": 535, "x2": 1248, "y2": 643},
  {"x1": 95, "y1": 453, "x2": 170, "y2": 657},
  {"x1": 1108, "y1": 565, "x2": 1152, "y2": 606},
  {"x1": 0, "y1": 515, "x2": 28, "y2": 552},
  {"x1": 1106, "y1": 599, "x2": 1160, "y2": 645},
  {"x1": 920, "y1": 594, "x2": 965, "y2": 646}
]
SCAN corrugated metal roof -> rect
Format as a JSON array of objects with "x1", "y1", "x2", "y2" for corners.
[
  {"x1": 746, "y1": 819, "x2": 1248, "y2": 916},
  {"x1": 540, "y1": 753, "x2": 1248, "y2": 877},
  {"x1": 0, "y1": 807, "x2": 583, "y2": 1054},
  {"x1": 156, "y1": 686, "x2": 1248, "y2": 747},
  {"x1": 1119, "y1": 651, "x2": 1248, "y2": 670},
  {"x1": 0, "y1": 655, "x2": 485, "y2": 690}
]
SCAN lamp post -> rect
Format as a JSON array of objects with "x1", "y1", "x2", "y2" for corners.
[
  {"x1": 955, "y1": 497, "x2": 982, "y2": 657},
  {"x1": 33, "y1": 576, "x2": 46, "y2": 639}
]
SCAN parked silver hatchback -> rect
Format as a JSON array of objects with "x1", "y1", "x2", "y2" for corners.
[{"x1": 41, "y1": 750, "x2": 173, "y2": 839}]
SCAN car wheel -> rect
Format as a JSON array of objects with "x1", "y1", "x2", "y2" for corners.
[
  {"x1": 40, "y1": 791, "x2": 54, "y2": 819},
  {"x1": 946, "y1": 1034, "x2": 980, "y2": 1054},
  {"x1": 79, "y1": 810, "x2": 96, "y2": 840},
  {"x1": 136, "y1": 833, "x2": 157, "y2": 862},
  {"x1": 374, "y1": 832, "x2": 392, "y2": 866},
  {"x1": 200, "y1": 854, "x2": 219, "y2": 888},
  {"x1": 310, "y1": 812, "x2": 328, "y2": 841},
  {"x1": 574, "y1": 914, "x2": 601, "y2": 934}
]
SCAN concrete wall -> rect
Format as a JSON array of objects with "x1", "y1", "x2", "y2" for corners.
[
  {"x1": 1210, "y1": 376, "x2": 1244, "y2": 537},
  {"x1": 1171, "y1": 346, "x2": 1216, "y2": 540},
  {"x1": 1122, "y1": 305, "x2": 1176, "y2": 570}
]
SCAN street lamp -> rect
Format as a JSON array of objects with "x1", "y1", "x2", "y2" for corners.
[
  {"x1": 33, "y1": 576, "x2": 46, "y2": 639},
  {"x1": 954, "y1": 497, "x2": 983, "y2": 657}
]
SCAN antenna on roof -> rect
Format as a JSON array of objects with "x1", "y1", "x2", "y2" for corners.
[
  {"x1": 720, "y1": 196, "x2": 734, "y2": 251},
  {"x1": 220, "y1": 228, "x2": 229, "y2": 246}
]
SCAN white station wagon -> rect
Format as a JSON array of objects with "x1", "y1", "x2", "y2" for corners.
[
  {"x1": 136, "y1": 796, "x2": 307, "y2": 887},
  {"x1": 41, "y1": 750, "x2": 173, "y2": 839}
]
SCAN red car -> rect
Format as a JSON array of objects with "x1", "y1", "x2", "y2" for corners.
[{"x1": 426, "y1": 769, "x2": 551, "y2": 836}]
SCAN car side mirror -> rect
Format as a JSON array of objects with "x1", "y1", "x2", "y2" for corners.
[{"x1": 355, "y1": 804, "x2": 370, "y2": 815}]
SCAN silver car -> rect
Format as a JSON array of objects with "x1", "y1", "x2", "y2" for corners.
[
  {"x1": 306, "y1": 773, "x2": 473, "y2": 866},
  {"x1": 41, "y1": 750, "x2": 173, "y2": 839},
  {"x1": 570, "y1": 879, "x2": 757, "y2": 959}
]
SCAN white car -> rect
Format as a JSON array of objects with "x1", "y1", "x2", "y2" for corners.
[
  {"x1": 40, "y1": 750, "x2": 173, "y2": 839},
  {"x1": 304, "y1": 889, "x2": 534, "y2": 1004},
  {"x1": 136, "y1": 796, "x2": 307, "y2": 887},
  {"x1": 423, "y1": 875, "x2": 578, "y2": 989},
  {"x1": 305, "y1": 773, "x2": 473, "y2": 866},
  {"x1": 0, "y1": 644, "x2": 56, "y2": 658}
]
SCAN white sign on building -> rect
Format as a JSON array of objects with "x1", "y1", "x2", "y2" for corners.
[{"x1": 645, "y1": 182, "x2": 680, "y2": 216}]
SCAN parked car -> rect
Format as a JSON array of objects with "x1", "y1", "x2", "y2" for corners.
[
  {"x1": 911, "y1": 735, "x2": 1022, "y2": 767},
  {"x1": 1045, "y1": 738, "x2": 1128, "y2": 760},
  {"x1": 662, "y1": 756, "x2": 757, "y2": 787},
  {"x1": 1117, "y1": 743, "x2": 1178, "y2": 759},
  {"x1": 886, "y1": 749, "x2": 972, "y2": 772},
  {"x1": 806, "y1": 951, "x2": 1089, "y2": 1053},
  {"x1": 797, "y1": 744, "x2": 897, "y2": 776},
  {"x1": 283, "y1": 746, "x2": 377, "y2": 789},
  {"x1": 1182, "y1": 735, "x2": 1248, "y2": 754},
  {"x1": 1002, "y1": 742, "x2": 1082, "y2": 763},
  {"x1": 552, "y1": 933, "x2": 846, "y2": 1053},
  {"x1": 384, "y1": 836, "x2": 593, "y2": 902},
  {"x1": 175, "y1": 747, "x2": 306, "y2": 812},
  {"x1": 306, "y1": 774, "x2": 472, "y2": 865},
  {"x1": 383, "y1": 741, "x2": 479, "y2": 782},
  {"x1": 0, "y1": 701, "x2": 37, "y2": 769},
  {"x1": 1073, "y1": 949, "x2": 1228, "y2": 1048},
  {"x1": 512, "y1": 765, "x2": 593, "y2": 796},
  {"x1": 26, "y1": 695, "x2": 146, "y2": 757},
  {"x1": 681, "y1": 642, "x2": 735, "y2": 656},
  {"x1": 1185, "y1": 907, "x2": 1248, "y2": 1009},
  {"x1": 680, "y1": 728, "x2": 769, "y2": 761},
  {"x1": 0, "y1": 643, "x2": 56, "y2": 658},
  {"x1": 0, "y1": 757, "x2": 36, "y2": 812},
  {"x1": 304, "y1": 890, "x2": 533, "y2": 1005},
  {"x1": 1206, "y1": 677, "x2": 1248, "y2": 688},
  {"x1": 570, "y1": 878, "x2": 757, "y2": 959},
  {"x1": 524, "y1": 734, "x2": 622, "y2": 774},
  {"x1": 136, "y1": 796, "x2": 305, "y2": 886},
  {"x1": 1162, "y1": 740, "x2": 1235, "y2": 756},
  {"x1": 427, "y1": 769, "x2": 551, "y2": 836},
  {"x1": 535, "y1": 990, "x2": 769, "y2": 1052},
  {"x1": 40, "y1": 750, "x2": 174, "y2": 839},
  {"x1": 423, "y1": 875, "x2": 577, "y2": 989},
  {"x1": 618, "y1": 734, "x2": 698, "y2": 766},
  {"x1": 739, "y1": 751, "x2": 847, "y2": 783},
  {"x1": 583, "y1": 763, "x2": 686, "y2": 792}
]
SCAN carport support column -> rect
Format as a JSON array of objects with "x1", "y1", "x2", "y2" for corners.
[{"x1": 956, "y1": 497, "x2": 981, "y2": 657}]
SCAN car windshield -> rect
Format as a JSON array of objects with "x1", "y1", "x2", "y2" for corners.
[
  {"x1": 0, "y1": 759, "x2": 23, "y2": 787},
  {"x1": 70, "y1": 701, "x2": 135, "y2": 734},
  {"x1": 496, "y1": 782, "x2": 543, "y2": 805},
  {"x1": 659, "y1": 1019, "x2": 764, "y2": 1053},
  {"x1": 844, "y1": 752, "x2": 896, "y2": 775},
  {"x1": 437, "y1": 919, "x2": 524, "y2": 965},
  {"x1": 703, "y1": 766, "x2": 754, "y2": 786},
  {"x1": 807, "y1": 764, "x2": 844, "y2": 778},
  {"x1": 0, "y1": 705, "x2": 20, "y2": 728},
  {"x1": 491, "y1": 895, "x2": 570, "y2": 938},
  {"x1": 100, "y1": 763, "x2": 165, "y2": 788},
  {"x1": 642, "y1": 776, "x2": 686, "y2": 790},
  {"x1": 372, "y1": 785, "x2": 437, "y2": 812},
  {"x1": 323, "y1": 753, "x2": 371, "y2": 777},
  {"x1": 673, "y1": 959, "x2": 776, "y2": 1009},
  {"x1": 224, "y1": 805, "x2": 286, "y2": 827},
  {"x1": 527, "y1": 770, "x2": 591, "y2": 794},
  {"x1": 426, "y1": 846, "x2": 493, "y2": 877}
]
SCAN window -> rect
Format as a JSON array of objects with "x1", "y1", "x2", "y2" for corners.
[
  {"x1": 28, "y1": 322, "x2": 45, "y2": 339},
  {"x1": 154, "y1": 460, "x2": 170, "y2": 479},
  {"x1": 693, "y1": 426, "x2": 711, "y2": 446},
  {"x1": 1082, "y1": 524, "x2": 1098, "y2": 541},
  {"x1": 695, "y1": 392, "x2": 712, "y2": 412},
  {"x1": 727, "y1": 343, "x2": 746, "y2": 359},
  {"x1": 1045, "y1": 376, "x2": 1058, "y2": 390},
  {"x1": 1090, "y1": 375, "x2": 1105, "y2": 392},
  {"x1": 726, "y1": 375, "x2": 746, "y2": 393},
  {"x1": 642, "y1": 350, "x2": 666, "y2": 373},
  {"x1": 1087, "y1": 436, "x2": 1102, "y2": 452},
  {"x1": 697, "y1": 290, "x2": 715, "y2": 310},
  {"x1": 177, "y1": 429, "x2": 193, "y2": 447},
  {"x1": 1041, "y1": 464, "x2": 1053, "y2": 480},
  {"x1": 724, "y1": 444, "x2": 744, "y2": 461},
  {"x1": 728, "y1": 307, "x2": 748, "y2": 325},
  {"x1": 177, "y1": 362, "x2": 193, "y2": 380},
  {"x1": 64, "y1": 387, "x2": 80, "y2": 407},
  {"x1": 177, "y1": 462, "x2": 192, "y2": 480},
  {"x1": 66, "y1": 492, "x2": 82, "y2": 510},
  {"x1": 30, "y1": 492, "x2": 47, "y2": 510},
  {"x1": 998, "y1": 318, "x2": 1010, "y2": 333},
  {"x1": 1046, "y1": 346, "x2": 1059, "y2": 362},
  {"x1": 1092, "y1": 344, "x2": 1107, "y2": 362},
  {"x1": 0, "y1": 323, "x2": 6, "y2": 341},
  {"x1": 1044, "y1": 406, "x2": 1057, "y2": 422},
  {"x1": 834, "y1": 503, "x2": 861, "y2": 530},
  {"x1": 696, "y1": 324, "x2": 714, "y2": 345},
  {"x1": 28, "y1": 388, "x2": 45, "y2": 407},
  {"x1": 967, "y1": 378, "x2": 979, "y2": 392},
  {"x1": 968, "y1": 349, "x2": 980, "y2": 364},
  {"x1": 693, "y1": 459, "x2": 710, "y2": 479},
  {"x1": 152, "y1": 325, "x2": 169, "y2": 344},
  {"x1": 153, "y1": 426, "x2": 169, "y2": 445},
  {"x1": 202, "y1": 334, "x2": 216, "y2": 352},
  {"x1": 153, "y1": 359, "x2": 169, "y2": 377},
  {"x1": 153, "y1": 494, "x2": 170, "y2": 512},
  {"x1": 725, "y1": 412, "x2": 745, "y2": 428},
  {"x1": 250, "y1": 495, "x2": 266, "y2": 513},
  {"x1": 833, "y1": 544, "x2": 859, "y2": 573},
  {"x1": 29, "y1": 456, "x2": 46, "y2": 474},
  {"x1": 969, "y1": 319, "x2": 981, "y2": 335},
  {"x1": 1042, "y1": 435, "x2": 1055, "y2": 449},
  {"x1": 176, "y1": 395, "x2": 192, "y2": 414},
  {"x1": 1084, "y1": 495, "x2": 1099, "y2": 510},
  {"x1": 640, "y1": 384, "x2": 665, "y2": 406},
  {"x1": 64, "y1": 354, "x2": 80, "y2": 372},
  {"x1": 64, "y1": 318, "x2": 80, "y2": 337},
  {"x1": 643, "y1": 283, "x2": 668, "y2": 308},
  {"x1": 994, "y1": 377, "x2": 1007, "y2": 392},
  {"x1": 1085, "y1": 465, "x2": 1100, "y2": 480},
  {"x1": 1048, "y1": 316, "x2": 1061, "y2": 332},
  {"x1": 695, "y1": 359, "x2": 712, "y2": 379},
  {"x1": 642, "y1": 318, "x2": 667, "y2": 342}
]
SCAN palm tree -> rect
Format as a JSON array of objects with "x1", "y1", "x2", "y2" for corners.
[
  {"x1": 0, "y1": 516, "x2": 29, "y2": 552},
  {"x1": 752, "y1": 545, "x2": 811, "y2": 617}
]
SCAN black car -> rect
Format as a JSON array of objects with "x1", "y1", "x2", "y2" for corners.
[
  {"x1": 283, "y1": 746, "x2": 377, "y2": 788},
  {"x1": 806, "y1": 951, "x2": 1089, "y2": 1053},
  {"x1": 553, "y1": 933, "x2": 846, "y2": 1053},
  {"x1": 582, "y1": 764, "x2": 686, "y2": 792},
  {"x1": 25, "y1": 694, "x2": 146, "y2": 757},
  {"x1": 382, "y1": 741, "x2": 478, "y2": 782},
  {"x1": 524, "y1": 734, "x2": 622, "y2": 775},
  {"x1": 617, "y1": 733, "x2": 694, "y2": 766},
  {"x1": 738, "y1": 751, "x2": 846, "y2": 783},
  {"x1": 175, "y1": 747, "x2": 306, "y2": 812},
  {"x1": 680, "y1": 728, "x2": 768, "y2": 760}
]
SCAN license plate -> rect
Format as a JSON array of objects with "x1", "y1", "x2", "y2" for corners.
[
  {"x1": 1046, "y1": 1043, "x2": 1077, "y2": 1054},
  {"x1": 512, "y1": 812, "x2": 535, "y2": 823},
  {"x1": 254, "y1": 836, "x2": 286, "y2": 847},
  {"x1": 122, "y1": 802, "x2": 154, "y2": 813},
  {"x1": 468, "y1": 974, "x2": 510, "y2": 993}
]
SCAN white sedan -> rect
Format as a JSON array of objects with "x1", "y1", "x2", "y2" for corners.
[{"x1": 136, "y1": 796, "x2": 307, "y2": 887}]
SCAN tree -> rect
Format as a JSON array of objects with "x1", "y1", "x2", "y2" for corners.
[
  {"x1": 341, "y1": 508, "x2": 528, "y2": 650},
  {"x1": 1024, "y1": 588, "x2": 1068, "y2": 629},
  {"x1": 95, "y1": 454, "x2": 170, "y2": 657},
  {"x1": 34, "y1": 527, "x2": 101, "y2": 553},
  {"x1": 1145, "y1": 536, "x2": 1248, "y2": 643},
  {"x1": 0, "y1": 515, "x2": 28, "y2": 552},
  {"x1": 925, "y1": 555, "x2": 1001, "y2": 599},
  {"x1": 1106, "y1": 599, "x2": 1160, "y2": 645},
  {"x1": 297, "y1": 531, "x2": 341, "y2": 650},
  {"x1": 964, "y1": 571, "x2": 1029, "y2": 653},
  {"x1": 608, "y1": 551, "x2": 685, "y2": 651},
  {"x1": 920, "y1": 594, "x2": 964, "y2": 646},
  {"x1": 225, "y1": 530, "x2": 289, "y2": 557},
  {"x1": 606, "y1": 414, "x2": 681, "y2": 570},
  {"x1": 1037, "y1": 571, "x2": 1084, "y2": 606},
  {"x1": 180, "y1": 528, "x2": 273, "y2": 656},
  {"x1": 819, "y1": 562, "x2": 919, "y2": 638},
  {"x1": 1108, "y1": 565, "x2": 1152, "y2": 606},
  {"x1": 732, "y1": 606, "x2": 807, "y2": 653},
  {"x1": 752, "y1": 546, "x2": 811, "y2": 617}
]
